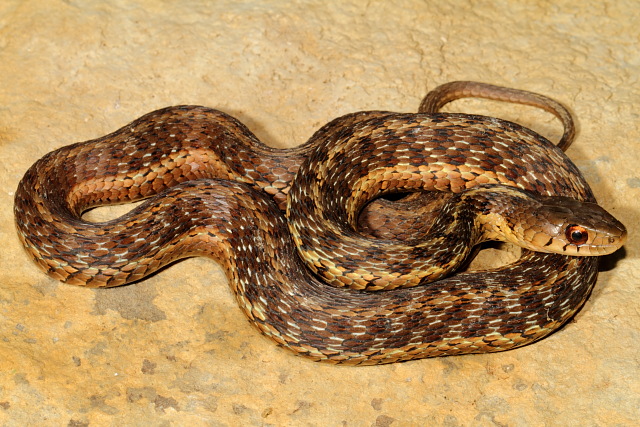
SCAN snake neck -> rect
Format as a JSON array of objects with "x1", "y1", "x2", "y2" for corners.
[{"x1": 460, "y1": 185, "x2": 557, "y2": 251}]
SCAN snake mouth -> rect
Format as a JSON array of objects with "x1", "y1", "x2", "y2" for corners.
[{"x1": 569, "y1": 233, "x2": 627, "y2": 256}]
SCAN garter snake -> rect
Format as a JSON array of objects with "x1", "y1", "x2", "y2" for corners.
[{"x1": 14, "y1": 82, "x2": 626, "y2": 364}]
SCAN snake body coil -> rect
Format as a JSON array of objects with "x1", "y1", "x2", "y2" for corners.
[
  {"x1": 14, "y1": 82, "x2": 626, "y2": 364},
  {"x1": 288, "y1": 112, "x2": 624, "y2": 290}
]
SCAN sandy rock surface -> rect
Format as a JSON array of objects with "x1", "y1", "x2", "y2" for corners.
[{"x1": 1, "y1": 1, "x2": 638, "y2": 425}]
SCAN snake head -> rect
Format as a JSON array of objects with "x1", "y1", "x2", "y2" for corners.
[
  {"x1": 470, "y1": 186, "x2": 627, "y2": 257},
  {"x1": 523, "y1": 196, "x2": 627, "y2": 256}
]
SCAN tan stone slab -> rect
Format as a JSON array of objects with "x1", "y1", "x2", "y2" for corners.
[{"x1": 1, "y1": 1, "x2": 638, "y2": 425}]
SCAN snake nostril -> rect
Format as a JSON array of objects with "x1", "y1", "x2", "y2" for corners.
[{"x1": 608, "y1": 237, "x2": 616, "y2": 244}]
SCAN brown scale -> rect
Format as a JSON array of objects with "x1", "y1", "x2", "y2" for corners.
[{"x1": 14, "y1": 82, "x2": 626, "y2": 364}]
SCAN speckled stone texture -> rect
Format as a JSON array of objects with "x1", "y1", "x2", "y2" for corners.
[{"x1": 1, "y1": 1, "x2": 638, "y2": 425}]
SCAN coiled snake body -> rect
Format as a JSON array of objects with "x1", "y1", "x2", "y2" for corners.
[{"x1": 14, "y1": 82, "x2": 626, "y2": 364}]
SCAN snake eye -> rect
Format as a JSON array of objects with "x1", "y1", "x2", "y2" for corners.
[{"x1": 565, "y1": 225, "x2": 588, "y2": 245}]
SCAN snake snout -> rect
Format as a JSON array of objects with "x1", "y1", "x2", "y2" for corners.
[{"x1": 596, "y1": 218, "x2": 627, "y2": 253}]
